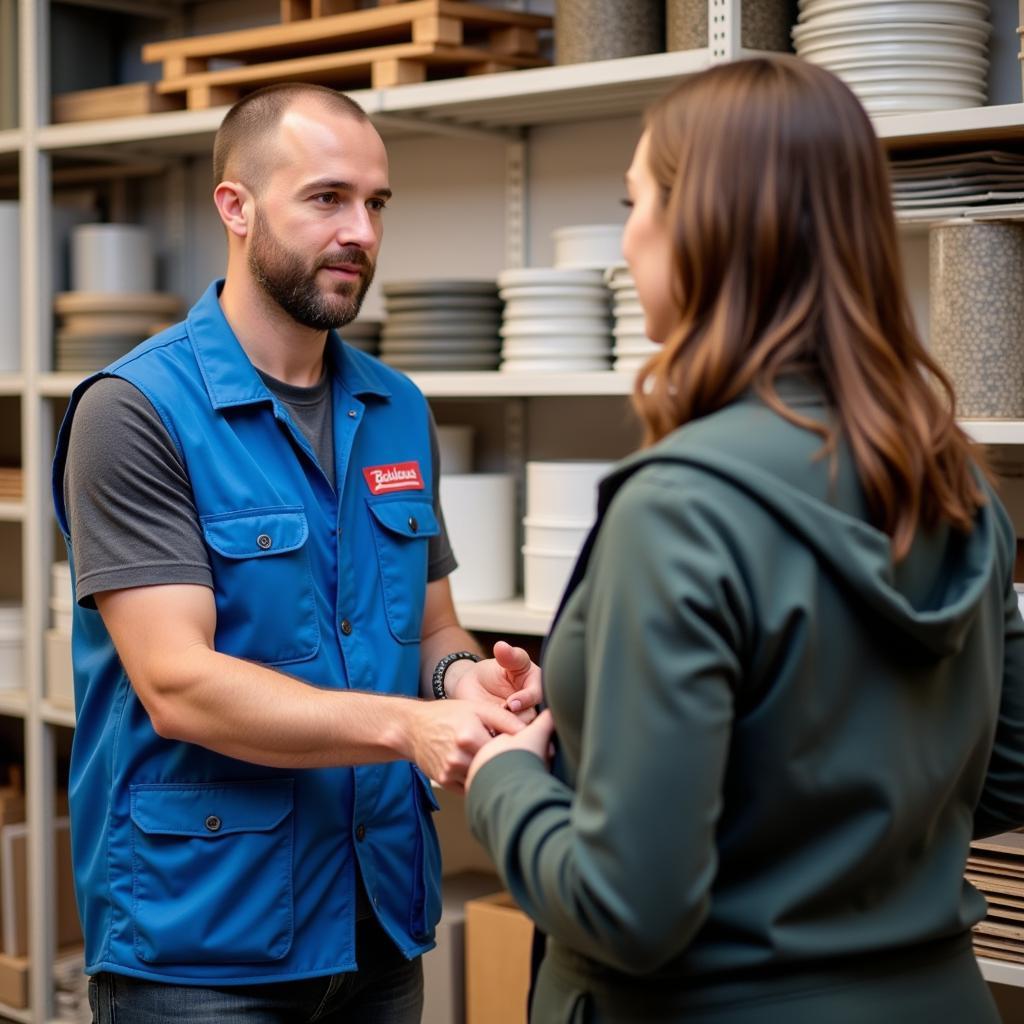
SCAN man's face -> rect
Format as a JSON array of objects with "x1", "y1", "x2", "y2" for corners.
[{"x1": 246, "y1": 104, "x2": 390, "y2": 331}]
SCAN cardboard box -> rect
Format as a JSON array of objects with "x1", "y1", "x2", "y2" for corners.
[
  {"x1": 465, "y1": 891, "x2": 534, "y2": 1024},
  {"x1": 0, "y1": 950, "x2": 27, "y2": 1008},
  {"x1": 422, "y1": 872, "x2": 502, "y2": 1024},
  {"x1": 45, "y1": 628, "x2": 75, "y2": 709},
  {"x1": 1, "y1": 816, "x2": 81, "y2": 957}
]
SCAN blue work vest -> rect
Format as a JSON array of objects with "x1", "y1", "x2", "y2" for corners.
[{"x1": 52, "y1": 280, "x2": 443, "y2": 984}]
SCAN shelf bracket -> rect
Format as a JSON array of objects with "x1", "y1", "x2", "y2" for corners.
[
  {"x1": 708, "y1": 0, "x2": 742, "y2": 63},
  {"x1": 505, "y1": 134, "x2": 527, "y2": 270}
]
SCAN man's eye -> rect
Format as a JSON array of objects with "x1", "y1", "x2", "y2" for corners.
[
  {"x1": 368, "y1": 198, "x2": 388, "y2": 212},
  {"x1": 314, "y1": 193, "x2": 338, "y2": 205}
]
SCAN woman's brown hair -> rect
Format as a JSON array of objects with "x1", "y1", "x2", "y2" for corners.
[{"x1": 634, "y1": 56, "x2": 985, "y2": 561}]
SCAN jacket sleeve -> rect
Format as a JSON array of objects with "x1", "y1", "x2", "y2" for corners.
[
  {"x1": 466, "y1": 468, "x2": 748, "y2": 974},
  {"x1": 973, "y1": 514, "x2": 1024, "y2": 838}
]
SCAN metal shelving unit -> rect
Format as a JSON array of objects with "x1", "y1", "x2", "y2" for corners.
[{"x1": 4, "y1": 1, "x2": 1024, "y2": 1020}]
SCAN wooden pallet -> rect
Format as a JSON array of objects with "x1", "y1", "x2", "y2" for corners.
[
  {"x1": 142, "y1": 0, "x2": 551, "y2": 107},
  {"x1": 969, "y1": 831, "x2": 1024, "y2": 964},
  {"x1": 51, "y1": 82, "x2": 185, "y2": 125},
  {"x1": 281, "y1": 0, "x2": 416, "y2": 21}
]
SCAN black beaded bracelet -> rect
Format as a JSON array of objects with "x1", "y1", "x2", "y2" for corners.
[{"x1": 431, "y1": 650, "x2": 482, "y2": 700}]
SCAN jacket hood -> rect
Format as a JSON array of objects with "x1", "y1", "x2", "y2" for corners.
[{"x1": 600, "y1": 388, "x2": 1001, "y2": 662}]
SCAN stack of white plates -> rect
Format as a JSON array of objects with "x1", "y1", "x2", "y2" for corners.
[
  {"x1": 51, "y1": 562, "x2": 73, "y2": 635},
  {"x1": 341, "y1": 319, "x2": 381, "y2": 356},
  {"x1": 498, "y1": 268, "x2": 611, "y2": 372},
  {"x1": 379, "y1": 280, "x2": 501, "y2": 371},
  {"x1": 0, "y1": 603, "x2": 23, "y2": 691},
  {"x1": 523, "y1": 461, "x2": 611, "y2": 613},
  {"x1": 793, "y1": 0, "x2": 990, "y2": 116},
  {"x1": 890, "y1": 149, "x2": 1024, "y2": 222},
  {"x1": 606, "y1": 265, "x2": 659, "y2": 372},
  {"x1": 53, "y1": 292, "x2": 182, "y2": 373}
]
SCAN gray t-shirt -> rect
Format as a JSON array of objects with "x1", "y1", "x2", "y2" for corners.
[{"x1": 65, "y1": 371, "x2": 457, "y2": 607}]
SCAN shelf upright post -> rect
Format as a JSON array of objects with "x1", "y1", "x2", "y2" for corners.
[
  {"x1": 707, "y1": 0, "x2": 743, "y2": 64},
  {"x1": 20, "y1": 0, "x2": 58, "y2": 1020},
  {"x1": 504, "y1": 132, "x2": 527, "y2": 271}
]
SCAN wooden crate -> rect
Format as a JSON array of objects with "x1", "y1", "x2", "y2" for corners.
[
  {"x1": 969, "y1": 831, "x2": 1024, "y2": 964},
  {"x1": 51, "y1": 82, "x2": 185, "y2": 124},
  {"x1": 142, "y1": 0, "x2": 550, "y2": 108}
]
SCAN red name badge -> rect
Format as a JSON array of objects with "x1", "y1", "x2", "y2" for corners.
[{"x1": 362, "y1": 461, "x2": 425, "y2": 495}]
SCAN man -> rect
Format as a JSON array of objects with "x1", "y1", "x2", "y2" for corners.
[{"x1": 52, "y1": 83, "x2": 541, "y2": 1023}]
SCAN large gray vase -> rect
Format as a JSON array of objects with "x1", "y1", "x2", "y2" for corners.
[
  {"x1": 929, "y1": 220, "x2": 1024, "y2": 418},
  {"x1": 556, "y1": 0, "x2": 665, "y2": 65},
  {"x1": 667, "y1": 0, "x2": 794, "y2": 51}
]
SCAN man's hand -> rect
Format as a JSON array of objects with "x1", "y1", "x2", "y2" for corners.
[
  {"x1": 466, "y1": 709, "x2": 556, "y2": 791},
  {"x1": 405, "y1": 699, "x2": 525, "y2": 792},
  {"x1": 447, "y1": 641, "x2": 543, "y2": 721}
]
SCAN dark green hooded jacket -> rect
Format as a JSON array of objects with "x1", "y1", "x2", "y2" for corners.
[{"x1": 467, "y1": 382, "x2": 1024, "y2": 1023}]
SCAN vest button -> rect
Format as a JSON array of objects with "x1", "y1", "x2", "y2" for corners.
[
  {"x1": 256, "y1": 533, "x2": 272, "y2": 550},
  {"x1": 340, "y1": 619, "x2": 353, "y2": 636},
  {"x1": 408, "y1": 516, "x2": 418, "y2": 533},
  {"x1": 355, "y1": 823, "x2": 366, "y2": 841},
  {"x1": 347, "y1": 410, "x2": 357, "y2": 419},
  {"x1": 205, "y1": 815, "x2": 222, "y2": 833}
]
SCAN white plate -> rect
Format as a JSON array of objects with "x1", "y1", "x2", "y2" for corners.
[
  {"x1": 379, "y1": 338, "x2": 501, "y2": 353},
  {"x1": 501, "y1": 340, "x2": 611, "y2": 357},
  {"x1": 614, "y1": 301, "x2": 645, "y2": 316},
  {"x1": 497, "y1": 268, "x2": 605, "y2": 288},
  {"x1": 381, "y1": 352, "x2": 500, "y2": 370},
  {"x1": 500, "y1": 318, "x2": 610, "y2": 337},
  {"x1": 857, "y1": 93, "x2": 984, "y2": 114},
  {"x1": 613, "y1": 314, "x2": 648, "y2": 334},
  {"x1": 798, "y1": 37, "x2": 987, "y2": 62},
  {"x1": 799, "y1": 0, "x2": 987, "y2": 14},
  {"x1": 499, "y1": 285, "x2": 609, "y2": 301},
  {"x1": 503, "y1": 298, "x2": 610, "y2": 319},
  {"x1": 850, "y1": 80, "x2": 985, "y2": 98},
  {"x1": 835, "y1": 66, "x2": 985, "y2": 87},
  {"x1": 386, "y1": 310, "x2": 501, "y2": 327},
  {"x1": 500, "y1": 357, "x2": 611, "y2": 372},
  {"x1": 385, "y1": 296, "x2": 501, "y2": 312},
  {"x1": 796, "y1": 9, "x2": 989, "y2": 35},
  {"x1": 382, "y1": 322, "x2": 501, "y2": 339},
  {"x1": 382, "y1": 280, "x2": 498, "y2": 296},
  {"x1": 793, "y1": 18, "x2": 989, "y2": 44},
  {"x1": 817, "y1": 52, "x2": 987, "y2": 72}
]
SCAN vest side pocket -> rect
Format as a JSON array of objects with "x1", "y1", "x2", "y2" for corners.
[
  {"x1": 408, "y1": 763, "x2": 442, "y2": 942},
  {"x1": 366, "y1": 497, "x2": 440, "y2": 645},
  {"x1": 129, "y1": 779, "x2": 294, "y2": 964},
  {"x1": 201, "y1": 506, "x2": 319, "y2": 665}
]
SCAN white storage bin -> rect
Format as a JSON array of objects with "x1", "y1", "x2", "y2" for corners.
[
  {"x1": 523, "y1": 546, "x2": 579, "y2": 614},
  {"x1": 522, "y1": 516, "x2": 591, "y2": 553},
  {"x1": 436, "y1": 425, "x2": 474, "y2": 475},
  {"x1": 526, "y1": 460, "x2": 613, "y2": 522},
  {"x1": 0, "y1": 605, "x2": 24, "y2": 692},
  {"x1": 71, "y1": 223, "x2": 155, "y2": 294},
  {"x1": 45, "y1": 628, "x2": 75, "y2": 709},
  {"x1": 439, "y1": 474, "x2": 516, "y2": 603},
  {"x1": 553, "y1": 224, "x2": 625, "y2": 270}
]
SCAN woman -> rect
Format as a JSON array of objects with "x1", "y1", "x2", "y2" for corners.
[{"x1": 465, "y1": 56, "x2": 1024, "y2": 1023}]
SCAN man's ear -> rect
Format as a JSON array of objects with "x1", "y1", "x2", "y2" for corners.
[{"x1": 213, "y1": 180, "x2": 253, "y2": 240}]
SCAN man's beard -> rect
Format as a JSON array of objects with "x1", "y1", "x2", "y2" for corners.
[{"x1": 247, "y1": 208, "x2": 375, "y2": 331}]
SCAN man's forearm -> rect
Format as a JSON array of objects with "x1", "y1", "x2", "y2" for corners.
[{"x1": 149, "y1": 644, "x2": 423, "y2": 769}]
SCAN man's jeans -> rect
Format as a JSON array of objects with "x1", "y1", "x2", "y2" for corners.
[{"x1": 88, "y1": 917, "x2": 424, "y2": 1024}]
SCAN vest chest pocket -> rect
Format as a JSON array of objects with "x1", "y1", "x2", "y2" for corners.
[
  {"x1": 366, "y1": 497, "x2": 440, "y2": 644},
  {"x1": 129, "y1": 779, "x2": 294, "y2": 964},
  {"x1": 201, "y1": 506, "x2": 319, "y2": 665}
]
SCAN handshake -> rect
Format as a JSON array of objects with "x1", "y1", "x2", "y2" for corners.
[{"x1": 407, "y1": 639, "x2": 547, "y2": 792}]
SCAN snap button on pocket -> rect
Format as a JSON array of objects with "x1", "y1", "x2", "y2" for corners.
[
  {"x1": 256, "y1": 534, "x2": 272, "y2": 550},
  {"x1": 204, "y1": 814, "x2": 222, "y2": 833},
  {"x1": 355, "y1": 823, "x2": 366, "y2": 841},
  {"x1": 407, "y1": 516, "x2": 418, "y2": 533}
]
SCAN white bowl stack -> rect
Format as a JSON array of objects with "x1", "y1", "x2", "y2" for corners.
[
  {"x1": 499, "y1": 268, "x2": 612, "y2": 372},
  {"x1": 552, "y1": 223, "x2": 625, "y2": 270},
  {"x1": 0, "y1": 603, "x2": 24, "y2": 692},
  {"x1": 523, "y1": 460, "x2": 612, "y2": 614},
  {"x1": 793, "y1": 0, "x2": 990, "y2": 115},
  {"x1": 379, "y1": 280, "x2": 501, "y2": 371},
  {"x1": 606, "y1": 264, "x2": 659, "y2": 372},
  {"x1": 51, "y1": 561, "x2": 73, "y2": 635}
]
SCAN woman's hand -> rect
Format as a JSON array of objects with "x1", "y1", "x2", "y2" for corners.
[
  {"x1": 466, "y1": 708, "x2": 556, "y2": 791},
  {"x1": 447, "y1": 641, "x2": 543, "y2": 722}
]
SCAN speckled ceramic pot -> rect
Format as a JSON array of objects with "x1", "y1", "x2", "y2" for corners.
[
  {"x1": 556, "y1": 0, "x2": 664, "y2": 65},
  {"x1": 929, "y1": 220, "x2": 1024, "y2": 418},
  {"x1": 667, "y1": 0, "x2": 795, "y2": 52}
]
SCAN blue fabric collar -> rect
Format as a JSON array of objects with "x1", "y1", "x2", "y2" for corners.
[{"x1": 187, "y1": 279, "x2": 392, "y2": 410}]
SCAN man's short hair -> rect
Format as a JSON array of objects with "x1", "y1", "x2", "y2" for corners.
[{"x1": 212, "y1": 83, "x2": 368, "y2": 192}]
